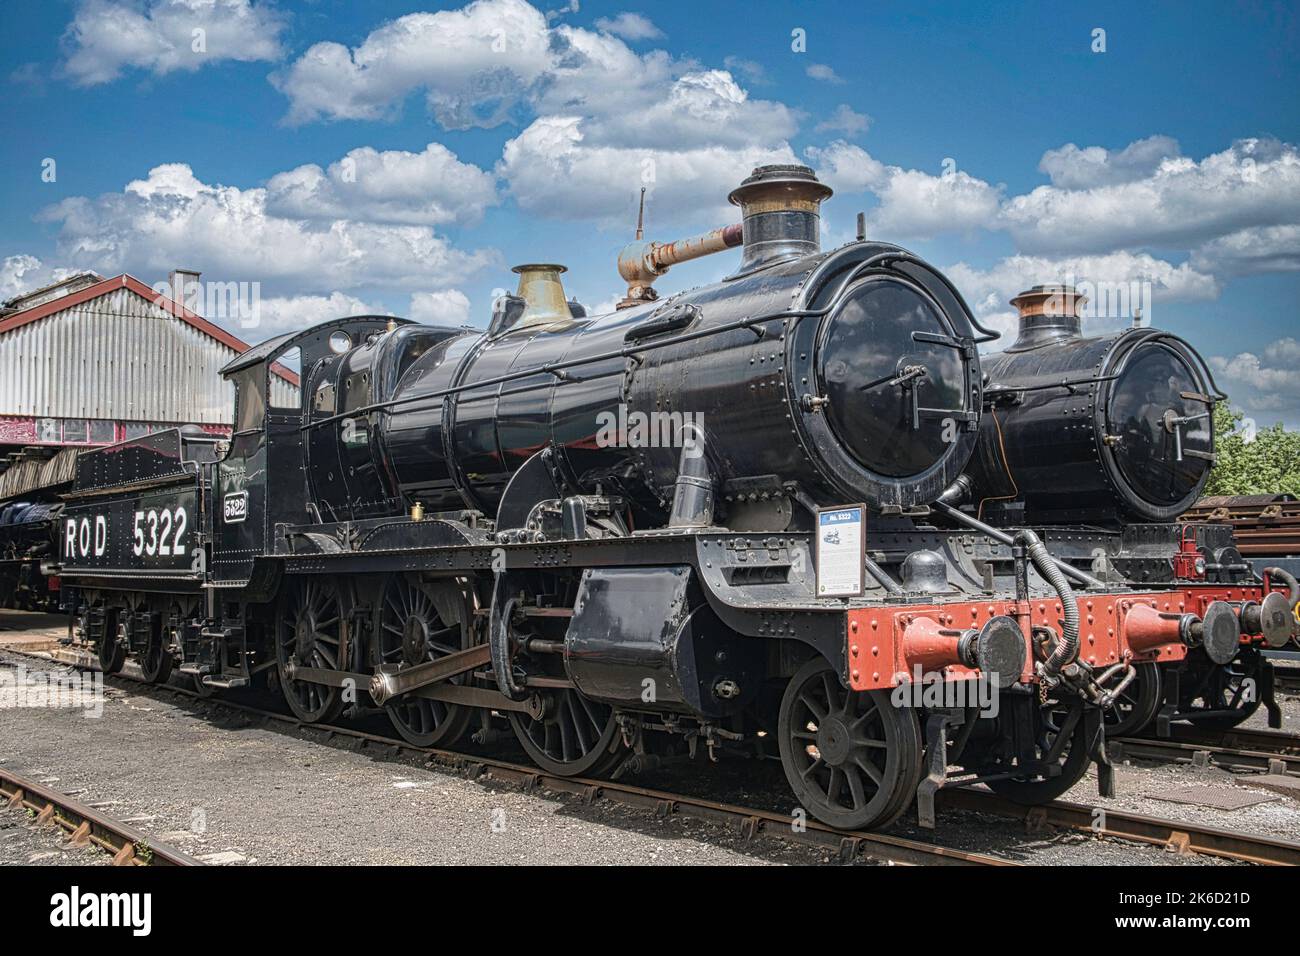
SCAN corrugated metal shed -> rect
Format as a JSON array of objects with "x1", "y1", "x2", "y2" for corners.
[
  {"x1": 0, "y1": 274, "x2": 299, "y2": 423},
  {"x1": 1, "y1": 287, "x2": 236, "y2": 421}
]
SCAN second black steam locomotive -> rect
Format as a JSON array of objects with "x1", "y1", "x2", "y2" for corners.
[{"x1": 47, "y1": 165, "x2": 1293, "y2": 831}]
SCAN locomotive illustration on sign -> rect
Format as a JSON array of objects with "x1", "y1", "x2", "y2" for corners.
[{"x1": 50, "y1": 165, "x2": 1295, "y2": 831}]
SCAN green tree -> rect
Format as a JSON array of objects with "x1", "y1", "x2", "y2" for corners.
[{"x1": 1203, "y1": 404, "x2": 1300, "y2": 497}]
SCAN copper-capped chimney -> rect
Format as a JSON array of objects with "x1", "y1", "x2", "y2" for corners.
[
  {"x1": 727, "y1": 164, "x2": 833, "y2": 278},
  {"x1": 1008, "y1": 284, "x2": 1088, "y2": 351}
]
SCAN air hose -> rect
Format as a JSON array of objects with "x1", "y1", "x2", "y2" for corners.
[
  {"x1": 1263, "y1": 566, "x2": 1300, "y2": 607},
  {"x1": 1017, "y1": 529, "x2": 1079, "y2": 679}
]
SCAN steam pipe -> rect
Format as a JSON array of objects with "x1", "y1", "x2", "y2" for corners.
[
  {"x1": 668, "y1": 424, "x2": 715, "y2": 528},
  {"x1": 933, "y1": 499, "x2": 1105, "y2": 590},
  {"x1": 1263, "y1": 566, "x2": 1300, "y2": 606},
  {"x1": 864, "y1": 553, "x2": 903, "y2": 595},
  {"x1": 618, "y1": 224, "x2": 743, "y2": 308}
]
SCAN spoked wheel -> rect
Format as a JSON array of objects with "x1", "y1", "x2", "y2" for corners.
[
  {"x1": 97, "y1": 607, "x2": 125, "y2": 674},
  {"x1": 1103, "y1": 662, "x2": 1161, "y2": 737},
  {"x1": 778, "y1": 657, "x2": 921, "y2": 831},
  {"x1": 139, "y1": 611, "x2": 175, "y2": 685},
  {"x1": 276, "y1": 577, "x2": 350, "y2": 723},
  {"x1": 375, "y1": 574, "x2": 474, "y2": 748},
  {"x1": 509, "y1": 691, "x2": 624, "y2": 777},
  {"x1": 986, "y1": 698, "x2": 1093, "y2": 804},
  {"x1": 1179, "y1": 651, "x2": 1263, "y2": 730}
]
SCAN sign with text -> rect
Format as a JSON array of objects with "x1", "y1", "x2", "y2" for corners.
[{"x1": 816, "y1": 505, "x2": 866, "y2": 598}]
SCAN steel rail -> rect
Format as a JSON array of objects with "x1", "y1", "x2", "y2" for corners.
[
  {"x1": 1274, "y1": 668, "x2": 1300, "y2": 694},
  {"x1": 0, "y1": 765, "x2": 200, "y2": 866},
  {"x1": 939, "y1": 788, "x2": 1300, "y2": 866},
  {"x1": 1111, "y1": 727, "x2": 1300, "y2": 777},
  {"x1": 1164, "y1": 724, "x2": 1300, "y2": 758}
]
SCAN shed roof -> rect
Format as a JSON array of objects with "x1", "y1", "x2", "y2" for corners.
[{"x1": 0, "y1": 273, "x2": 299, "y2": 387}]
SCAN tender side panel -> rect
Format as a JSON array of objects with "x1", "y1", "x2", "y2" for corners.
[{"x1": 61, "y1": 480, "x2": 202, "y2": 581}]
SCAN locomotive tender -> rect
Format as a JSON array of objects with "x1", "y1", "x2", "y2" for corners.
[{"x1": 50, "y1": 165, "x2": 1295, "y2": 831}]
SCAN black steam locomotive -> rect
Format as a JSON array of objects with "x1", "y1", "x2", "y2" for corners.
[
  {"x1": 0, "y1": 500, "x2": 61, "y2": 611},
  {"x1": 48, "y1": 165, "x2": 1293, "y2": 831}
]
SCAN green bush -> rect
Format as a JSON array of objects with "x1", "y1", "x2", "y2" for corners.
[{"x1": 1204, "y1": 404, "x2": 1300, "y2": 497}]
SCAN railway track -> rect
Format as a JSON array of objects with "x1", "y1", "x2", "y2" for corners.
[
  {"x1": 1274, "y1": 668, "x2": 1300, "y2": 695},
  {"x1": 1112, "y1": 725, "x2": 1300, "y2": 777},
  {"x1": 112, "y1": 688, "x2": 1013, "y2": 867},
  {"x1": 5, "y1": 645, "x2": 1300, "y2": 866},
  {"x1": 0, "y1": 766, "x2": 199, "y2": 866},
  {"x1": 939, "y1": 789, "x2": 1300, "y2": 866}
]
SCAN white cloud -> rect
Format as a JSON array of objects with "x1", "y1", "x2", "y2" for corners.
[
  {"x1": 593, "y1": 12, "x2": 663, "y2": 40},
  {"x1": 37, "y1": 163, "x2": 496, "y2": 296},
  {"x1": 722, "y1": 55, "x2": 766, "y2": 85},
  {"x1": 265, "y1": 142, "x2": 498, "y2": 226},
  {"x1": 1002, "y1": 138, "x2": 1300, "y2": 255},
  {"x1": 1190, "y1": 224, "x2": 1300, "y2": 277},
  {"x1": 271, "y1": 0, "x2": 554, "y2": 127},
  {"x1": 544, "y1": 0, "x2": 579, "y2": 22},
  {"x1": 1038, "y1": 135, "x2": 1181, "y2": 189},
  {"x1": 254, "y1": 291, "x2": 388, "y2": 336},
  {"x1": 499, "y1": 115, "x2": 796, "y2": 225},
  {"x1": 805, "y1": 63, "x2": 843, "y2": 84},
  {"x1": 408, "y1": 289, "x2": 472, "y2": 325},
  {"x1": 0, "y1": 255, "x2": 83, "y2": 302},
  {"x1": 63, "y1": 0, "x2": 284, "y2": 86},
  {"x1": 272, "y1": 0, "x2": 795, "y2": 150},
  {"x1": 535, "y1": 32, "x2": 795, "y2": 149},
  {"x1": 1210, "y1": 338, "x2": 1300, "y2": 416},
  {"x1": 945, "y1": 251, "x2": 1220, "y2": 342},
  {"x1": 805, "y1": 141, "x2": 887, "y2": 194},
  {"x1": 815, "y1": 104, "x2": 869, "y2": 137},
  {"x1": 811, "y1": 135, "x2": 1300, "y2": 268},
  {"x1": 816, "y1": 105, "x2": 868, "y2": 137},
  {"x1": 807, "y1": 142, "x2": 1001, "y2": 239},
  {"x1": 872, "y1": 168, "x2": 1002, "y2": 239}
]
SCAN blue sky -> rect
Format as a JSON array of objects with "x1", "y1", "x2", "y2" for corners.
[{"x1": 2, "y1": 0, "x2": 1298, "y2": 422}]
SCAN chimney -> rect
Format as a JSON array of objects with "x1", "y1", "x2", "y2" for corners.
[
  {"x1": 727, "y1": 165, "x2": 832, "y2": 278},
  {"x1": 511, "y1": 263, "x2": 572, "y2": 330},
  {"x1": 168, "y1": 269, "x2": 202, "y2": 316},
  {"x1": 1008, "y1": 284, "x2": 1087, "y2": 351}
]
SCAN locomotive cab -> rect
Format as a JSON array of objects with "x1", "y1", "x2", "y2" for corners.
[{"x1": 213, "y1": 316, "x2": 396, "y2": 583}]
